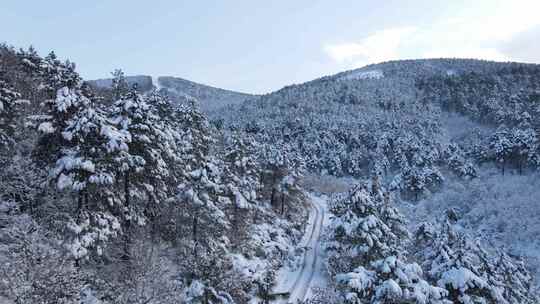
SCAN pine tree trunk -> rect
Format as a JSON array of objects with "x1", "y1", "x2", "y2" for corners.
[
  {"x1": 124, "y1": 171, "x2": 130, "y2": 209},
  {"x1": 253, "y1": 208, "x2": 258, "y2": 223},
  {"x1": 123, "y1": 171, "x2": 131, "y2": 261},
  {"x1": 281, "y1": 193, "x2": 285, "y2": 215},
  {"x1": 233, "y1": 203, "x2": 238, "y2": 230},
  {"x1": 232, "y1": 203, "x2": 239, "y2": 247},
  {"x1": 84, "y1": 190, "x2": 89, "y2": 209},
  {"x1": 192, "y1": 215, "x2": 198, "y2": 256},
  {"x1": 77, "y1": 191, "x2": 83, "y2": 211},
  {"x1": 192, "y1": 216, "x2": 197, "y2": 240},
  {"x1": 123, "y1": 234, "x2": 131, "y2": 261},
  {"x1": 75, "y1": 191, "x2": 85, "y2": 268},
  {"x1": 270, "y1": 188, "x2": 276, "y2": 207}
]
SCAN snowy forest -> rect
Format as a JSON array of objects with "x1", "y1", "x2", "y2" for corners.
[{"x1": 1, "y1": 43, "x2": 540, "y2": 304}]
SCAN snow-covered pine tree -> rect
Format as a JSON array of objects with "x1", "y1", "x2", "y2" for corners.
[
  {"x1": 489, "y1": 126, "x2": 513, "y2": 175},
  {"x1": 39, "y1": 51, "x2": 81, "y2": 95},
  {"x1": 258, "y1": 141, "x2": 305, "y2": 213},
  {"x1": 32, "y1": 65, "x2": 88, "y2": 166},
  {"x1": 56, "y1": 101, "x2": 129, "y2": 259},
  {"x1": 0, "y1": 79, "x2": 21, "y2": 149},
  {"x1": 222, "y1": 132, "x2": 260, "y2": 241},
  {"x1": 173, "y1": 161, "x2": 235, "y2": 301},
  {"x1": 510, "y1": 126, "x2": 537, "y2": 174},
  {"x1": 443, "y1": 143, "x2": 477, "y2": 179},
  {"x1": 109, "y1": 68, "x2": 129, "y2": 100},
  {"x1": 41, "y1": 88, "x2": 132, "y2": 260},
  {"x1": 413, "y1": 217, "x2": 539, "y2": 304},
  {"x1": 144, "y1": 90, "x2": 191, "y2": 191},
  {"x1": 108, "y1": 83, "x2": 175, "y2": 261},
  {"x1": 30, "y1": 60, "x2": 130, "y2": 260},
  {"x1": 0, "y1": 204, "x2": 83, "y2": 304},
  {"x1": 371, "y1": 134, "x2": 391, "y2": 177},
  {"x1": 327, "y1": 182, "x2": 448, "y2": 303},
  {"x1": 492, "y1": 250, "x2": 539, "y2": 304},
  {"x1": 402, "y1": 166, "x2": 426, "y2": 201}
]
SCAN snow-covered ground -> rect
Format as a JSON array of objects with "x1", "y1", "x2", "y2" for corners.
[
  {"x1": 272, "y1": 193, "x2": 330, "y2": 303},
  {"x1": 152, "y1": 75, "x2": 163, "y2": 91},
  {"x1": 341, "y1": 69, "x2": 384, "y2": 81}
]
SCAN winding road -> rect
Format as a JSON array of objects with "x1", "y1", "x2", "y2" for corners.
[{"x1": 272, "y1": 195, "x2": 326, "y2": 303}]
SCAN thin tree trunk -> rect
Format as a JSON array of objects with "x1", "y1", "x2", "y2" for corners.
[
  {"x1": 192, "y1": 212, "x2": 198, "y2": 256},
  {"x1": 253, "y1": 208, "x2": 258, "y2": 223},
  {"x1": 233, "y1": 203, "x2": 238, "y2": 230},
  {"x1": 77, "y1": 191, "x2": 83, "y2": 211},
  {"x1": 125, "y1": 171, "x2": 130, "y2": 209},
  {"x1": 192, "y1": 216, "x2": 198, "y2": 243},
  {"x1": 75, "y1": 191, "x2": 85, "y2": 268},
  {"x1": 281, "y1": 193, "x2": 285, "y2": 215},
  {"x1": 84, "y1": 190, "x2": 89, "y2": 209},
  {"x1": 123, "y1": 171, "x2": 131, "y2": 261},
  {"x1": 204, "y1": 290, "x2": 209, "y2": 304},
  {"x1": 232, "y1": 203, "x2": 240, "y2": 248}
]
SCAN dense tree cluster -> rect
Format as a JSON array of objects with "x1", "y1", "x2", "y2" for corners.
[
  {"x1": 413, "y1": 216, "x2": 539, "y2": 304},
  {"x1": 325, "y1": 181, "x2": 539, "y2": 303},
  {"x1": 418, "y1": 65, "x2": 540, "y2": 174},
  {"x1": 0, "y1": 44, "x2": 308, "y2": 303},
  {"x1": 326, "y1": 181, "x2": 448, "y2": 303},
  {"x1": 214, "y1": 62, "x2": 489, "y2": 201},
  {"x1": 214, "y1": 59, "x2": 540, "y2": 202}
]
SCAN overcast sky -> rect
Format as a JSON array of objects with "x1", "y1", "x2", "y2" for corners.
[{"x1": 2, "y1": 0, "x2": 539, "y2": 93}]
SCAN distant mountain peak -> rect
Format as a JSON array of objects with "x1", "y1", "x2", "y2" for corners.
[{"x1": 87, "y1": 74, "x2": 255, "y2": 112}]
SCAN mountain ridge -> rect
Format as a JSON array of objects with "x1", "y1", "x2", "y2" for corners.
[
  {"x1": 87, "y1": 74, "x2": 256, "y2": 111},
  {"x1": 86, "y1": 58, "x2": 540, "y2": 106}
]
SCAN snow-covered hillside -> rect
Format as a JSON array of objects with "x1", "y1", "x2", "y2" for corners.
[
  {"x1": 2, "y1": 44, "x2": 540, "y2": 304},
  {"x1": 401, "y1": 167, "x2": 540, "y2": 283},
  {"x1": 88, "y1": 74, "x2": 255, "y2": 112},
  {"x1": 210, "y1": 58, "x2": 540, "y2": 301},
  {"x1": 340, "y1": 69, "x2": 383, "y2": 80},
  {"x1": 157, "y1": 76, "x2": 256, "y2": 111}
]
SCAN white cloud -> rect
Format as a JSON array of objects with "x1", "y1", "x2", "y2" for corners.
[
  {"x1": 324, "y1": 27, "x2": 417, "y2": 67},
  {"x1": 324, "y1": 0, "x2": 540, "y2": 67},
  {"x1": 500, "y1": 25, "x2": 540, "y2": 63},
  {"x1": 474, "y1": 0, "x2": 540, "y2": 41}
]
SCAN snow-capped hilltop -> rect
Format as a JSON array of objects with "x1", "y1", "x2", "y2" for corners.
[
  {"x1": 340, "y1": 69, "x2": 384, "y2": 81},
  {"x1": 332, "y1": 58, "x2": 538, "y2": 82}
]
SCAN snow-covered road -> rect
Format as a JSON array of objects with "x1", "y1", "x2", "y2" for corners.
[{"x1": 272, "y1": 194, "x2": 328, "y2": 303}]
